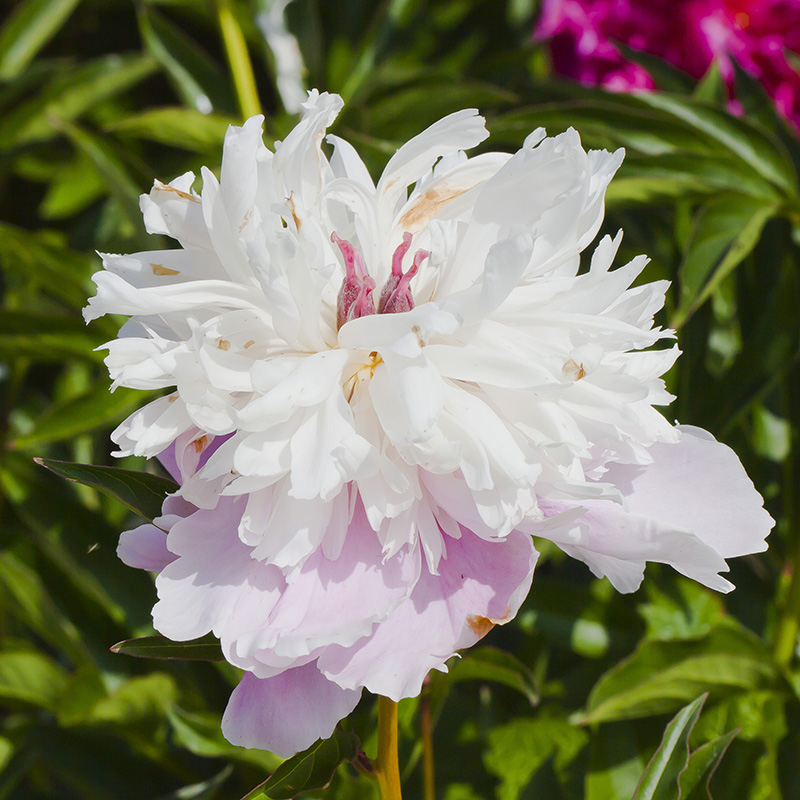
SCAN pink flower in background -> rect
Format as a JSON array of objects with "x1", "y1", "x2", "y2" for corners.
[
  {"x1": 88, "y1": 92, "x2": 774, "y2": 757},
  {"x1": 535, "y1": 0, "x2": 800, "y2": 127}
]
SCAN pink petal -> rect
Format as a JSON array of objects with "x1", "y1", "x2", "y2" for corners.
[
  {"x1": 610, "y1": 425, "x2": 774, "y2": 559},
  {"x1": 221, "y1": 664, "x2": 361, "y2": 757},
  {"x1": 318, "y1": 528, "x2": 536, "y2": 700},
  {"x1": 535, "y1": 425, "x2": 774, "y2": 593},
  {"x1": 117, "y1": 523, "x2": 175, "y2": 572}
]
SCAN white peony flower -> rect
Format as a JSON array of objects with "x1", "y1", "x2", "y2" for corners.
[{"x1": 91, "y1": 90, "x2": 773, "y2": 754}]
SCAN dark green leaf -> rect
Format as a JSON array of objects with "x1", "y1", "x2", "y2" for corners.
[
  {"x1": 111, "y1": 635, "x2": 224, "y2": 662},
  {"x1": 633, "y1": 694, "x2": 706, "y2": 800},
  {"x1": 442, "y1": 647, "x2": 539, "y2": 705},
  {"x1": 35, "y1": 458, "x2": 177, "y2": 522},
  {"x1": 240, "y1": 728, "x2": 360, "y2": 800}
]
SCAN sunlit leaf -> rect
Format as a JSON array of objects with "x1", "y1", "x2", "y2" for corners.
[
  {"x1": 0, "y1": 649, "x2": 67, "y2": 710},
  {"x1": 679, "y1": 728, "x2": 739, "y2": 800},
  {"x1": 581, "y1": 625, "x2": 778, "y2": 725},
  {"x1": 107, "y1": 107, "x2": 237, "y2": 152},
  {"x1": 0, "y1": 0, "x2": 82, "y2": 79},
  {"x1": 632, "y1": 694, "x2": 706, "y2": 800}
]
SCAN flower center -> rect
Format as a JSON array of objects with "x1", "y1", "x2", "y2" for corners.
[{"x1": 333, "y1": 231, "x2": 429, "y2": 330}]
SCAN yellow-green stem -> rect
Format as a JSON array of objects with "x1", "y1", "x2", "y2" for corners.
[
  {"x1": 375, "y1": 697, "x2": 403, "y2": 800},
  {"x1": 774, "y1": 378, "x2": 800, "y2": 667},
  {"x1": 420, "y1": 690, "x2": 435, "y2": 800},
  {"x1": 215, "y1": 0, "x2": 261, "y2": 120}
]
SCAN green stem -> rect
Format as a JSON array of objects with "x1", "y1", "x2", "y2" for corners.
[
  {"x1": 215, "y1": 0, "x2": 261, "y2": 119},
  {"x1": 420, "y1": 689, "x2": 435, "y2": 800},
  {"x1": 375, "y1": 697, "x2": 403, "y2": 800},
  {"x1": 774, "y1": 375, "x2": 800, "y2": 667}
]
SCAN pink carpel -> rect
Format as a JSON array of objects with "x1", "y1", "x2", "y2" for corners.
[
  {"x1": 333, "y1": 232, "x2": 376, "y2": 329},
  {"x1": 378, "y1": 232, "x2": 429, "y2": 315}
]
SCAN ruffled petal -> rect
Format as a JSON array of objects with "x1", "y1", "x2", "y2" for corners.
[{"x1": 318, "y1": 528, "x2": 536, "y2": 700}]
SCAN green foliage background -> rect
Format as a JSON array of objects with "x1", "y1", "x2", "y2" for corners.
[{"x1": 1, "y1": 0, "x2": 799, "y2": 798}]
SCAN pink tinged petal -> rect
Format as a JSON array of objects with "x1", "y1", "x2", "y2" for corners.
[
  {"x1": 318, "y1": 529, "x2": 537, "y2": 701},
  {"x1": 260, "y1": 502, "x2": 420, "y2": 659},
  {"x1": 153, "y1": 498, "x2": 284, "y2": 641},
  {"x1": 221, "y1": 665, "x2": 361, "y2": 758},
  {"x1": 117, "y1": 524, "x2": 176, "y2": 572},
  {"x1": 608, "y1": 425, "x2": 774, "y2": 560}
]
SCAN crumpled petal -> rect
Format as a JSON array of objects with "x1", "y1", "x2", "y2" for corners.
[
  {"x1": 318, "y1": 528, "x2": 537, "y2": 699},
  {"x1": 221, "y1": 664, "x2": 361, "y2": 757}
]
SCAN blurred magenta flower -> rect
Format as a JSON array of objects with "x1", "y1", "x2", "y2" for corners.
[
  {"x1": 87, "y1": 91, "x2": 773, "y2": 757},
  {"x1": 536, "y1": 0, "x2": 800, "y2": 126}
]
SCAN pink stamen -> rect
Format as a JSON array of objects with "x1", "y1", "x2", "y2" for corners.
[
  {"x1": 333, "y1": 232, "x2": 376, "y2": 329},
  {"x1": 378, "y1": 233, "x2": 428, "y2": 315}
]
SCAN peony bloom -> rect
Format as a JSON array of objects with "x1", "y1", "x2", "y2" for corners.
[
  {"x1": 87, "y1": 91, "x2": 773, "y2": 756},
  {"x1": 535, "y1": 0, "x2": 800, "y2": 128}
]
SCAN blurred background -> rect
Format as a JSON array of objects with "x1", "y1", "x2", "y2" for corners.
[{"x1": 1, "y1": 0, "x2": 799, "y2": 797}]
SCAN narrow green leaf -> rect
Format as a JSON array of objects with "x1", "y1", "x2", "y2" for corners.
[
  {"x1": 35, "y1": 458, "x2": 177, "y2": 522},
  {"x1": 443, "y1": 647, "x2": 539, "y2": 705},
  {"x1": 693, "y1": 62, "x2": 727, "y2": 106},
  {"x1": 139, "y1": 7, "x2": 231, "y2": 114},
  {"x1": 0, "y1": 0, "x2": 82, "y2": 79},
  {"x1": 159, "y1": 766, "x2": 234, "y2": 800},
  {"x1": 633, "y1": 694, "x2": 707, "y2": 800},
  {"x1": 673, "y1": 194, "x2": 777, "y2": 327},
  {"x1": 106, "y1": 107, "x2": 236, "y2": 152},
  {"x1": 679, "y1": 728, "x2": 739, "y2": 800},
  {"x1": 14, "y1": 385, "x2": 156, "y2": 450},
  {"x1": 111, "y1": 635, "x2": 223, "y2": 662},
  {"x1": 0, "y1": 53, "x2": 158, "y2": 150},
  {"x1": 240, "y1": 728, "x2": 360, "y2": 800},
  {"x1": 634, "y1": 92, "x2": 797, "y2": 194},
  {"x1": 52, "y1": 116, "x2": 144, "y2": 227}
]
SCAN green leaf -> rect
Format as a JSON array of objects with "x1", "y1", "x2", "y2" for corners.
[
  {"x1": 89, "y1": 673, "x2": 176, "y2": 725},
  {"x1": 633, "y1": 694, "x2": 707, "y2": 800},
  {"x1": 35, "y1": 458, "x2": 177, "y2": 522},
  {"x1": 0, "y1": 53, "x2": 158, "y2": 150},
  {"x1": 693, "y1": 62, "x2": 727, "y2": 106},
  {"x1": 441, "y1": 647, "x2": 539, "y2": 705},
  {"x1": 0, "y1": 0, "x2": 82, "y2": 79},
  {"x1": 38, "y1": 150, "x2": 108, "y2": 220},
  {"x1": 0, "y1": 648, "x2": 67, "y2": 710},
  {"x1": 634, "y1": 92, "x2": 797, "y2": 195},
  {"x1": 159, "y1": 766, "x2": 234, "y2": 800},
  {"x1": 241, "y1": 727, "x2": 360, "y2": 800},
  {"x1": 13, "y1": 384, "x2": 155, "y2": 451},
  {"x1": 673, "y1": 194, "x2": 777, "y2": 327},
  {"x1": 106, "y1": 107, "x2": 236, "y2": 152},
  {"x1": 52, "y1": 116, "x2": 145, "y2": 227},
  {"x1": 679, "y1": 728, "x2": 739, "y2": 800},
  {"x1": 139, "y1": 7, "x2": 232, "y2": 115},
  {"x1": 484, "y1": 712, "x2": 588, "y2": 800},
  {"x1": 111, "y1": 635, "x2": 224, "y2": 662},
  {"x1": 580, "y1": 625, "x2": 777, "y2": 725}
]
